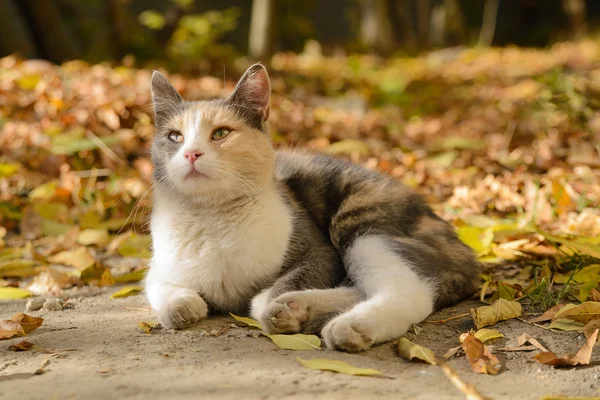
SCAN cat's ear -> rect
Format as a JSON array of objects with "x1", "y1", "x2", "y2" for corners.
[
  {"x1": 228, "y1": 63, "x2": 271, "y2": 121},
  {"x1": 151, "y1": 71, "x2": 183, "y2": 126}
]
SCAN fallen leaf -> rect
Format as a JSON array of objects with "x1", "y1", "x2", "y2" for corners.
[
  {"x1": 470, "y1": 299, "x2": 522, "y2": 329},
  {"x1": 443, "y1": 345, "x2": 462, "y2": 359},
  {"x1": 539, "y1": 231, "x2": 600, "y2": 259},
  {"x1": 0, "y1": 259, "x2": 39, "y2": 278},
  {"x1": 267, "y1": 334, "x2": 321, "y2": 350},
  {"x1": 583, "y1": 320, "x2": 600, "y2": 341},
  {"x1": 591, "y1": 289, "x2": 600, "y2": 302},
  {"x1": 517, "y1": 333, "x2": 549, "y2": 352},
  {"x1": 11, "y1": 312, "x2": 44, "y2": 333},
  {"x1": 529, "y1": 304, "x2": 566, "y2": 323},
  {"x1": 0, "y1": 287, "x2": 32, "y2": 299},
  {"x1": 111, "y1": 285, "x2": 143, "y2": 298},
  {"x1": 555, "y1": 265, "x2": 600, "y2": 302},
  {"x1": 555, "y1": 302, "x2": 600, "y2": 324},
  {"x1": 230, "y1": 313, "x2": 263, "y2": 329},
  {"x1": 8, "y1": 340, "x2": 34, "y2": 352},
  {"x1": 324, "y1": 139, "x2": 370, "y2": 157},
  {"x1": 99, "y1": 268, "x2": 115, "y2": 287},
  {"x1": 114, "y1": 268, "x2": 147, "y2": 283},
  {"x1": 397, "y1": 338, "x2": 437, "y2": 365},
  {"x1": 297, "y1": 357, "x2": 382, "y2": 376},
  {"x1": 457, "y1": 226, "x2": 494, "y2": 257},
  {"x1": 116, "y1": 233, "x2": 151, "y2": 258},
  {"x1": 474, "y1": 329, "x2": 504, "y2": 343},
  {"x1": 548, "y1": 318, "x2": 585, "y2": 331},
  {"x1": 461, "y1": 333, "x2": 501, "y2": 375},
  {"x1": 77, "y1": 229, "x2": 109, "y2": 246},
  {"x1": 495, "y1": 345, "x2": 539, "y2": 352},
  {"x1": 48, "y1": 247, "x2": 95, "y2": 271},
  {"x1": 138, "y1": 321, "x2": 161, "y2": 334},
  {"x1": 0, "y1": 320, "x2": 25, "y2": 340},
  {"x1": 533, "y1": 329, "x2": 598, "y2": 367}
]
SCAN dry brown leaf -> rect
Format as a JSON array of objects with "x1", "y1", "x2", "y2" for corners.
[
  {"x1": 529, "y1": 304, "x2": 566, "y2": 323},
  {"x1": 461, "y1": 333, "x2": 501, "y2": 375},
  {"x1": 470, "y1": 299, "x2": 522, "y2": 329},
  {"x1": 591, "y1": 288, "x2": 600, "y2": 302},
  {"x1": 583, "y1": 320, "x2": 600, "y2": 341},
  {"x1": 8, "y1": 340, "x2": 34, "y2": 351},
  {"x1": 0, "y1": 320, "x2": 25, "y2": 340},
  {"x1": 11, "y1": 312, "x2": 44, "y2": 333},
  {"x1": 517, "y1": 333, "x2": 549, "y2": 352},
  {"x1": 533, "y1": 328, "x2": 598, "y2": 367}
]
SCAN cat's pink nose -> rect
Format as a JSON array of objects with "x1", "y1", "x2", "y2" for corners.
[{"x1": 184, "y1": 150, "x2": 203, "y2": 163}]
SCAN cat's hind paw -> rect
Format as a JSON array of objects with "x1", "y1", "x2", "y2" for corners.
[{"x1": 158, "y1": 294, "x2": 208, "y2": 330}]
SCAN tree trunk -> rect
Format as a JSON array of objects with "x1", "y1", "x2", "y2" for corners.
[
  {"x1": 416, "y1": 0, "x2": 431, "y2": 49},
  {"x1": 0, "y1": 0, "x2": 38, "y2": 58},
  {"x1": 15, "y1": 0, "x2": 81, "y2": 63},
  {"x1": 248, "y1": 0, "x2": 275, "y2": 60},
  {"x1": 478, "y1": 0, "x2": 499, "y2": 47},
  {"x1": 562, "y1": 0, "x2": 587, "y2": 39},
  {"x1": 429, "y1": 3, "x2": 446, "y2": 48},
  {"x1": 360, "y1": 0, "x2": 397, "y2": 56}
]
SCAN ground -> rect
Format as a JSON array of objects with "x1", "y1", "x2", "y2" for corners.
[{"x1": 1, "y1": 289, "x2": 598, "y2": 400}]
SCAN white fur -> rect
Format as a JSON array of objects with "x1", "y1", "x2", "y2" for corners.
[
  {"x1": 145, "y1": 186, "x2": 293, "y2": 315},
  {"x1": 250, "y1": 287, "x2": 273, "y2": 320},
  {"x1": 322, "y1": 235, "x2": 435, "y2": 351}
]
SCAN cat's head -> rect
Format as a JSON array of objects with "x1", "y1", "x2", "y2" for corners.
[{"x1": 150, "y1": 64, "x2": 274, "y2": 203}]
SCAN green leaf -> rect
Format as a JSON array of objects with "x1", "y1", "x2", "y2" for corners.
[
  {"x1": 555, "y1": 265, "x2": 600, "y2": 302},
  {"x1": 0, "y1": 287, "x2": 32, "y2": 299},
  {"x1": 457, "y1": 226, "x2": 494, "y2": 257},
  {"x1": 297, "y1": 357, "x2": 383, "y2": 376},
  {"x1": 397, "y1": 338, "x2": 437, "y2": 365},
  {"x1": 267, "y1": 334, "x2": 321, "y2": 350},
  {"x1": 42, "y1": 219, "x2": 72, "y2": 236},
  {"x1": 229, "y1": 313, "x2": 263, "y2": 329},
  {"x1": 549, "y1": 318, "x2": 585, "y2": 331},
  {"x1": 139, "y1": 10, "x2": 166, "y2": 30},
  {"x1": 111, "y1": 286, "x2": 143, "y2": 299}
]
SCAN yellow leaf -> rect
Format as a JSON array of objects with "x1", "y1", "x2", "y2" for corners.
[
  {"x1": 297, "y1": 357, "x2": 383, "y2": 376},
  {"x1": 457, "y1": 226, "x2": 494, "y2": 257},
  {"x1": 324, "y1": 139, "x2": 370, "y2": 157},
  {"x1": 397, "y1": 338, "x2": 437, "y2": 365},
  {"x1": 474, "y1": 329, "x2": 504, "y2": 343},
  {"x1": 0, "y1": 259, "x2": 39, "y2": 278},
  {"x1": 470, "y1": 299, "x2": 522, "y2": 329},
  {"x1": 230, "y1": 313, "x2": 263, "y2": 329},
  {"x1": 111, "y1": 286, "x2": 143, "y2": 299},
  {"x1": 556, "y1": 302, "x2": 600, "y2": 324},
  {"x1": 28, "y1": 182, "x2": 58, "y2": 201},
  {"x1": 0, "y1": 287, "x2": 32, "y2": 299},
  {"x1": 77, "y1": 229, "x2": 110, "y2": 246},
  {"x1": 138, "y1": 321, "x2": 160, "y2": 334},
  {"x1": 551, "y1": 179, "x2": 574, "y2": 216},
  {"x1": 548, "y1": 318, "x2": 585, "y2": 331},
  {"x1": 114, "y1": 268, "x2": 148, "y2": 283},
  {"x1": 48, "y1": 247, "x2": 95, "y2": 271},
  {"x1": 267, "y1": 334, "x2": 321, "y2": 350},
  {"x1": 538, "y1": 231, "x2": 600, "y2": 259}
]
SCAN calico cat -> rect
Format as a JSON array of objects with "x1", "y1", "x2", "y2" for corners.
[{"x1": 145, "y1": 64, "x2": 480, "y2": 352}]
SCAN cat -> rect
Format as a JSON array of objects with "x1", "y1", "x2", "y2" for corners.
[{"x1": 145, "y1": 63, "x2": 481, "y2": 352}]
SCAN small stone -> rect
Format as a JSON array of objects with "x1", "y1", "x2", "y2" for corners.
[
  {"x1": 250, "y1": 331, "x2": 261, "y2": 339},
  {"x1": 209, "y1": 329, "x2": 220, "y2": 337},
  {"x1": 25, "y1": 298, "x2": 45, "y2": 312},
  {"x1": 43, "y1": 298, "x2": 63, "y2": 311}
]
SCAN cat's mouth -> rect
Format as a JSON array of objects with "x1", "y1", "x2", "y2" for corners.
[{"x1": 185, "y1": 167, "x2": 209, "y2": 180}]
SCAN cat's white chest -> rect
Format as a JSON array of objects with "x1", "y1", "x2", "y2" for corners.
[{"x1": 148, "y1": 190, "x2": 293, "y2": 310}]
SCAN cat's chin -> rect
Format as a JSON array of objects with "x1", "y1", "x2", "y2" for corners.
[{"x1": 184, "y1": 169, "x2": 209, "y2": 180}]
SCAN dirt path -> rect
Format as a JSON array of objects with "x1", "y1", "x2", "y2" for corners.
[{"x1": 1, "y1": 290, "x2": 598, "y2": 400}]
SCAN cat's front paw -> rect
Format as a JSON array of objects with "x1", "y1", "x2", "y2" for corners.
[
  {"x1": 158, "y1": 294, "x2": 208, "y2": 329},
  {"x1": 260, "y1": 294, "x2": 309, "y2": 334},
  {"x1": 321, "y1": 315, "x2": 375, "y2": 353}
]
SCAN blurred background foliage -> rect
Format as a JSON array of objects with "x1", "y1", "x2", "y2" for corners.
[{"x1": 0, "y1": 0, "x2": 597, "y2": 72}]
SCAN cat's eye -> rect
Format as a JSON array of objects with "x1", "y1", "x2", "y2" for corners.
[
  {"x1": 211, "y1": 127, "x2": 231, "y2": 141},
  {"x1": 167, "y1": 131, "x2": 183, "y2": 143}
]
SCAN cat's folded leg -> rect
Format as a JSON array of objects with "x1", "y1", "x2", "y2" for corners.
[
  {"x1": 253, "y1": 287, "x2": 363, "y2": 334},
  {"x1": 145, "y1": 268, "x2": 208, "y2": 329},
  {"x1": 250, "y1": 244, "x2": 355, "y2": 334},
  {"x1": 321, "y1": 235, "x2": 436, "y2": 352}
]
